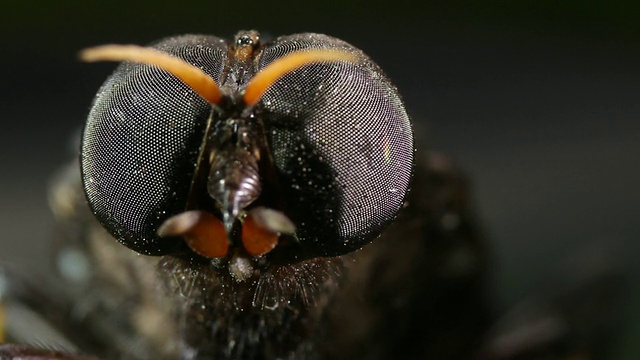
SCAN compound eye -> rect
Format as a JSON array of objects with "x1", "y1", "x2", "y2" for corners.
[
  {"x1": 256, "y1": 34, "x2": 414, "y2": 257},
  {"x1": 80, "y1": 35, "x2": 228, "y2": 256}
]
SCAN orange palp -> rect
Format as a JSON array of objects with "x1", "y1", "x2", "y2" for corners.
[
  {"x1": 158, "y1": 210, "x2": 229, "y2": 258},
  {"x1": 241, "y1": 213, "x2": 280, "y2": 257}
]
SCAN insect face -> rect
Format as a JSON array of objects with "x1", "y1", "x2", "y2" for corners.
[{"x1": 80, "y1": 31, "x2": 414, "y2": 280}]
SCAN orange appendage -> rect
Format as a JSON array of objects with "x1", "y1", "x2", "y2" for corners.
[
  {"x1": 243, "y1": 49, "x2": 357, "y2": 106},
  {"x1": 80, "y1": 45, "x2": 222, "y2": 104},
  {"x1": 241, "y1": 213, "x2": 280, "y2": 257},
  {"x1": 158, "y1": 210, "x2": 229, "y2": 258}
]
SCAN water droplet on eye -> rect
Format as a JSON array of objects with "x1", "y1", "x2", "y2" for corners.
[{"x1": 389, "y1": 188, "x2": 398, "y2": 193}]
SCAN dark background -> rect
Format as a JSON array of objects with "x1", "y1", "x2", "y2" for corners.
[{"x1": 1, "y1": 1, "x2": 639, "y2": 357}]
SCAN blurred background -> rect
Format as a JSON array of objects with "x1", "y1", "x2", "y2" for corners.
[{"x1": 1, "y1": 0, "x2": 639, "y2": 357}]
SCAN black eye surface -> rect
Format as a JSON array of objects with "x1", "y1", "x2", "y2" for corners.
[
  {"x1": 257, "y1": 33, "x2": 413, "y2": 256},
  {"x1": 81, "y1": 32, "x2": 413, "y2": 258}
]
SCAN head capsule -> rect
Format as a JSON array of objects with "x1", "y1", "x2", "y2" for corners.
[{"x1": 80, "y1": 31, "x2": 413, "y2": 276}]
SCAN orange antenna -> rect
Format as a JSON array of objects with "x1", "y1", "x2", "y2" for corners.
[
  {"x1": 80, "y1": 45, "x2": 222, "y2": 104},
  {"x1": 243, "y1": 49, "x2": 356, "y2": 106}
]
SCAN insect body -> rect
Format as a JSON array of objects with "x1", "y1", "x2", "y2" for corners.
[
  {"x1": 81, "y1": 30, "x2": 414, "y2": 358},
  {"x1": 1, "y1": 31, "x2": 488, "y2": 359}
]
